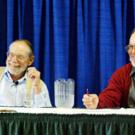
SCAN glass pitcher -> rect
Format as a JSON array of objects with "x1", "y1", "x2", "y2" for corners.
[{"x1": 54, "y1": 78, "x2": 75, "y2": 108}]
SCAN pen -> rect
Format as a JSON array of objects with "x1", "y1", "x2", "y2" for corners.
[{"x1": 86, "y1": 89, "x2": 89, "y2": 95}]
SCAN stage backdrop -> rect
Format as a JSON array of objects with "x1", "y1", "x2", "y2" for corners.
[{"x1": 0, "y1": 0, "x2": 135, "y2": 107}]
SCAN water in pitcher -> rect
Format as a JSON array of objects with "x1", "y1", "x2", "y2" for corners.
[{"x1": 54, "y1": 79, "x2": 75, "y2": 108}]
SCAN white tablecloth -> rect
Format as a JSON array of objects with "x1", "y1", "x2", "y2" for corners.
[{"x1": 0, "y1": 107, "x2": 135, "y2": 115}]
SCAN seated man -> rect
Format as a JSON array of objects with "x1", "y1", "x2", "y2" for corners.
[
  {"x1": 82, "y1": 30, "x2": 135, "y2": 109},
  {"x1": 0, "y1": 39, "x2": 52, "y2": 107}
]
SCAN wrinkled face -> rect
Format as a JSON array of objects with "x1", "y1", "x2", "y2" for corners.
[
  {"x1": 127, "y1": 32, "x2": 135, "y2": 67},
  {"x1": 6, "y1": 41, "x2": 33, "y2": 76}
]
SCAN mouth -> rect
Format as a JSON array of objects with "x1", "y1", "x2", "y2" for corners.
[
  {"x1": 7, "y1": 64, "x2": 26, "y2": 75},
  {"x1": 8, "y1": 62, "x2": 20, "y2": 68},
  {"x1": 130, "y1": 56, "x2": 135, "y2": 67},
  {"x1": 130, "y1": 56, "x2": 135, "y2": 61}
]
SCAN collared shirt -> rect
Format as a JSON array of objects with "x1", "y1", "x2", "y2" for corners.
[{"x1": 0, "y1": 68, "x2": 52, "y2": 107}]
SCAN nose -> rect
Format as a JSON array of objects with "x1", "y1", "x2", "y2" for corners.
[{"x1": 10, "y1": 55, "x2": 18, "y2": 62}]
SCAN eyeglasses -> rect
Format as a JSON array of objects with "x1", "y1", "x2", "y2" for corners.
[
  {"x1": 125, "y1": 45, "x2": 135, "y2": 52},
  {"x1": 7, "y1": 52, "x2": 29, "y2": 61}
]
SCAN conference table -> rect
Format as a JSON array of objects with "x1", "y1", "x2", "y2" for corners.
[{"x1": 0, "y1": 107, "x2": 135, "y2": 135}]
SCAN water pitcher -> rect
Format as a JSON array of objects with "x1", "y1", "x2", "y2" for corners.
[{"x1": 54, "y1": 79, "x2": 75, "y2": 108}]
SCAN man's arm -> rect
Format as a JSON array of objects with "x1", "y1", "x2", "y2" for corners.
[{"x1": 27, "y1": 67, "x2": 52, "y2": 107}]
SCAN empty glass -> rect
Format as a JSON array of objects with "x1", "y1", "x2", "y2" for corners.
[{"x1": 23, "y1": 91, "x2": 33, "y2": 107}]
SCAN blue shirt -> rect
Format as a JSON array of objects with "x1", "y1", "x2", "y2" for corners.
[{"x1": 0, "y1": 68, "x2": 52, "y2": 107}]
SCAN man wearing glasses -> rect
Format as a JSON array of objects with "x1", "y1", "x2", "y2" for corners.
[
  {"x1": 0, "y1": 39, "x2": 52, "y2": 107},
  {"x1": 82, "y1": 31, "x2": 135, "y2": 109}
]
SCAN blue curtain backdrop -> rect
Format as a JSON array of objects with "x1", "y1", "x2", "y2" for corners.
[{"x1": 0, "y1": 0, "x2": 135, "y2": 107}]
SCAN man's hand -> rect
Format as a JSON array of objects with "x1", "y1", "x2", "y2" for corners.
[
  {"x1": 27, "y1": 67, "x2": 41, "y2": 95},
  {"x1": 82, "y1": 94, "x2": 99, "y2": 109}
]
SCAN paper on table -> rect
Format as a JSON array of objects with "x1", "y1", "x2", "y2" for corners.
[{"x1": 0, "y1": 109, "x2": 17, "y2": 113}]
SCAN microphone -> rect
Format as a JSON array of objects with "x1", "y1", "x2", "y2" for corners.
[{"x1": 13, "y1": 81, "x2": 19, "y2": 86}]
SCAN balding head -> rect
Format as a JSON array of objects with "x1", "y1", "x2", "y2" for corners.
[
  {"x1": 129, "y1": 31, "x2": 135, "y2": 45},
  {"x1": 9, "y1": 40, "x2": 34, "y2": 58}
]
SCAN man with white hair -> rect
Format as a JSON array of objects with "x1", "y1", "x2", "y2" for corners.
[
  {"x1": 0, "y1": 39, "x2": 52, "y2": 107},
  {"x1": 82, "y1": 31, "x2": 135, "y2": 109}
]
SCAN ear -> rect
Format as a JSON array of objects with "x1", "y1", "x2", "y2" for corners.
[{"x1": 28, "y1": 56, "x2": 34, "y2": 66}]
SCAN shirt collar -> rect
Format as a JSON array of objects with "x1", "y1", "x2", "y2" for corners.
[
  {"x1": 4, "y1": 68, "x2": 27, "y2": 83},
  {"x1": 130, "y1": 67, "x2": 135, "y2": 77}
]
